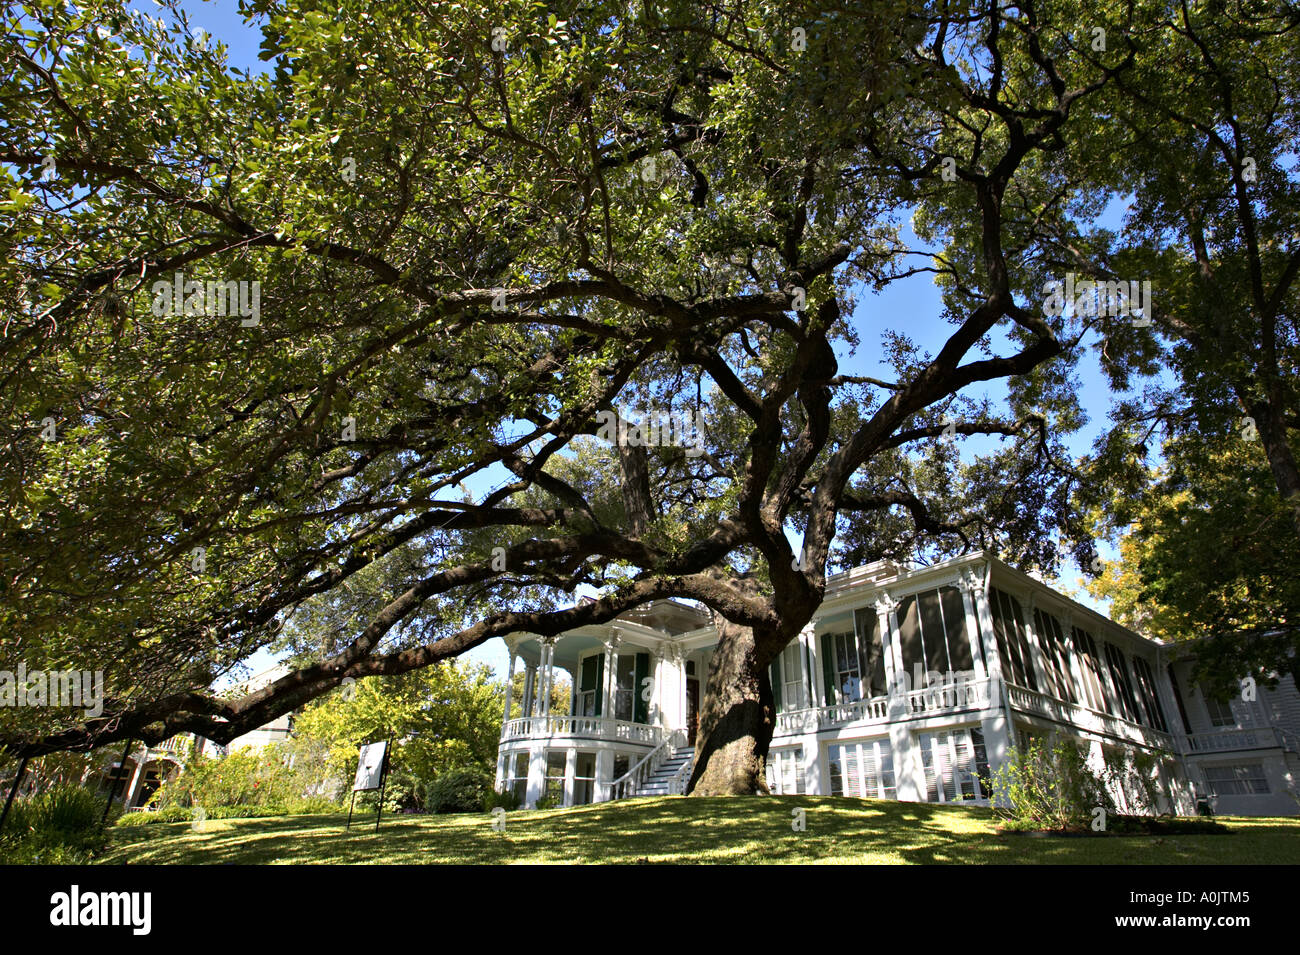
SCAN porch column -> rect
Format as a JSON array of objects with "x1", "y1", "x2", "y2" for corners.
[
  {"x1": 594, "y1": 749, "x2": 614, "y2": 803},
  {"x1": 804, "y1": 622, "x2": 824, "y2": 709},
  {"x1": 957, "y1": 575, "x2": 988, "y2": 681},
  {"x1": 650, "y1": 648, "x2": 666, "y2": 728},
  {"x1": 539, "y1": 637, "x2": 556, "y2": 718},
  {"x1": 875, "y1": 592, "x2": 901, "y2": 694},
  {"x1": 602, "y1": 634, "x2": 620, "y2": 720},
  {"x1": 122, "y1": 747, "x2": 148, "y2": 809},
  {"x1": 563, "y1": 748, "x2": 578, "y2": 807},
  {"x1": 964, "y1": 568, "x2": 1016, "y2": 791},
  {"x1": 525, "y1": 746, "x2": 547, "y2": 809},
  {"x1": 522, "y1": 662, "x2": 537, "y2": 718}
]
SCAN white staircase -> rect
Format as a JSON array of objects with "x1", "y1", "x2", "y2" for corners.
[{"x1": 631, "y1": 746, "x2": 694, "y2": 797}]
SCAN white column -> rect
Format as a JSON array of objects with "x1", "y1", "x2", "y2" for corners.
[
  {"x1": 123, "y1": 747, "x2": 148, "y2": 809},
  {"x1": 964, "y1": 570, "x2": 1015, "y2": 784},
  {"x1": 563, "y1": 748, "x2": 578, "y2": 807},
  {"x1": 594, "y1": 749, "x2": 614, "y2": 803},
  {"x1": 804, "y1": 623, "x2": 824, "y2": 709},
  {"x1": 522, "y1": 663, "x2": 537, "y2": 718},
  {"x1": 957, "y1": 575, "x2": 987, "y2": 681},
  {"x1": 525, "y1": 746, "x2": 547, "y2": 808},
  {"x1": 539, "y1": 638, "x2": 555, "y2": 718},
  {"x1": 603, "y1": 635, "x2": 621, "y2": 721},
  {"x1": 875, "y1": 593, "x2": 902, "y2": 694}
]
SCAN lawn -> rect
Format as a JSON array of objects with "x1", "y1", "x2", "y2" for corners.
[{"x1": 97, "y1": 796, "x2": 1300, "y2": 865}]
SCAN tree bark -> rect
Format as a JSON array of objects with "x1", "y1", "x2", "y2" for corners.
[
  {"x1": 687, "y1": 614, "x2": 779, "y2": 796},
  {"x1": 1249, "y1": 399, "x2": 1300, "y2": 538}
]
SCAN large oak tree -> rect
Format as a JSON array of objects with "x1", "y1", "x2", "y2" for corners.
[{"x1": 2, "y1": 0, "x2": 1153, "y2": 794}]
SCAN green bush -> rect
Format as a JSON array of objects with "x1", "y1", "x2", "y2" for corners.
[
  {"x1": 288, "y1": 796, "x2": 343, "y2": 815},
  {"x1": 426, "y1": 767, "x2": 494, "y2": 814},
  {"x1": 989, "y1": 737, "x2": 1111, "y2": 831},
  {"x1": 0, "y1": 785, "x2": 109, "y2": 860},
  {"x1": 483, "y1": 788, "x2": 521, "y2": 812}
]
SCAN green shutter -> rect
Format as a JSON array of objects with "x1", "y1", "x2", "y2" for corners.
[
  {"x1": 821, "y1": 632, "x2": 837, "y2": 705},
  {"x1": 770, "y1": 652, "x2": 783, "y2": 713},
  {"x1": 633, "y1": 652, "x2": 650, "y2": 723},
  {"x1": 594, "y1": 653, "x2": 604, "y2": 717}
]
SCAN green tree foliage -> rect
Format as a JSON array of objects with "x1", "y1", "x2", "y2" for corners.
[
  {"x1": 1087, "y1": 434, "x2": 1300, "y2": 694},
  {"x1": 4, "y1": 0, "x2": 1275, "y2": 793},
  {"x1": 291, "y1": 660, "x2": 503, "y2": 789}
]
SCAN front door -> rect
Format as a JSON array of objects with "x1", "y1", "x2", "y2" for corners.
[{"x1": 686, "y1": 677, "x2": 700, "y2": 746}]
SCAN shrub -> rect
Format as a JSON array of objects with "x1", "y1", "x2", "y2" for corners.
[
  {"x1": 0, "y1": 785, "x2": 109, "y2": 859},
  {"x1": 426, "y1": 767, "x2": 494, "y2": 814},
  {"x1": 288, "y1": 796, "x2": 343, "y2": 815},
  {"x1": 989, "y1": 737, "x2": 1110, "y2": 831},
  {"x1": 484, "y1": 788, "x2": 521, "y2": 812}
]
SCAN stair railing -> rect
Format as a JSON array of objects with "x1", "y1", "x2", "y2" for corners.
[
  {"x1": 609, "y1": 729, "x2": 688, "y2": 800},
  {"x1": 666, "y1": 751, "x2": 695, "y2": 795}
]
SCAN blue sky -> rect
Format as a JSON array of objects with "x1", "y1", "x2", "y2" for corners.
[{"x1": 162, "y1": 1, "x2": 1138, "y2": 682}]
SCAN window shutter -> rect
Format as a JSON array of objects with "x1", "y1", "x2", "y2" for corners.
[
  {"x1": 633, "y1": 652, "x2": 650, "y2": 723},
  {"x1": 594, "y1": 653, "x2": 604, "y2": 717},
  {"x1": 821, "y1": 632, "x2": 837, "y2": 705},
  {"x1": 770, "y1": 652, "x2": 783, "y2": 713}
]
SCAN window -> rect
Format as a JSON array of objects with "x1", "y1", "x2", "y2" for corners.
[
  {"x1": 507, "y1": 752, "x2": 529, "y2": 804},
  {"x1": 1167, "y1": 664, "x2": 1193, "y2": 734},
  {"x1": 1130, "y1": 656, "x2": 1168, "y2": 731},
  {"x1": 573, "y1": 752, "x2": 596, "y2": 805},
  {"x1": 820, "y1": 631, "x2": 863, "y2": 704},
  {"x1": 1103, "y1": 642, "x2": 1143, "y2": 723},
  {"x1": 767, "y1": 746, "x2": 805, "y2": 795},
  {"x1": 1072, "y1": 626, "x2": 1111, "y2": 713},
  {"x1": 896, "y1": 587, "x2": 976, "y2": 685},
  {"x1": 770, "y1": 642, "x2": 807, "y2": 712},
  {"x1": 1203, "y1": 764, "x2": 1269, "y2": 796},
  {"x1": 614, "y1": 655, "x2": 635, "y2": 721},
  {"x1": 919, "y1": 728, "x2": 991, "y2": 802},
  {"x1": 578, "y1": 655, "x2": 601, "y2": 716},
  {"x1": 1032, "y1": 608, "x2": 1077, "y2": 704},
  {"x1": 1204, "y1": 694, "x2": 1236, "y2": 728},
  {"x1": 989, "y1": 589, "x2": 1038, "y2": 691},
  {"x1": 827, "y1": 739, "x2": 896, "y2": 799},
  {"x1": 853, "y1": 607, "x2": 889, "y2": 696},
  {"x1": 545, "y1": 751, "x2": 566, "y2": 802}
]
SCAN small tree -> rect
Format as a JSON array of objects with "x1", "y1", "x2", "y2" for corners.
[{"x1": 989, "y1": 737, "x2": 1111, "y2": 831}]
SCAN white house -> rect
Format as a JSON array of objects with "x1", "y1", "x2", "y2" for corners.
[
  {"x1": 95, "y1": 664, "x2": 295, "y2": 810},
  {"x1": 495, "y1": 551, "x2": 1300, "y2": 815}
]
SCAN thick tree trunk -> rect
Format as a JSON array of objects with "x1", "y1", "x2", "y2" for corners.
[
  {"x1": 687, "y1": 615, "x2": 778, "y2": 796},
  {"x1": 1256, "y1": 405, "x2": 1300, "y2": 539}
]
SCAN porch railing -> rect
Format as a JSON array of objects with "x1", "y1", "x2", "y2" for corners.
[
  {"x1": 500, "y1": 715, "x2": 663, "y2": 745},
  {"x1": 774, "y1": 677, "x2": 994, "y2": 736},
  {"x1": 1183, "y1": 726, "x2": 1289, "y2": 754},
  {"x1": 1004, "y1": 683, "x2": 1175, "y2": 751}
]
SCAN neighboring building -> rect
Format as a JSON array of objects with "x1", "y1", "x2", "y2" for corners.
[
  {"x1": 94, "y1": 664, "x2": 294, "y2": 810},
  {"x1": 495, "y1": 551, "x2": 1300, "y2": 815}
]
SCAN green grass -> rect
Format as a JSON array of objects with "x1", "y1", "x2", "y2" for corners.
[{"x1": 95, "y1": 797, "x2": 1300, "y2": 865}]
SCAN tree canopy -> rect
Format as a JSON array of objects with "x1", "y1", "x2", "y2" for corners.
[{"x1": 1, "y1": 0, "x2": 1296, "y2": 795}]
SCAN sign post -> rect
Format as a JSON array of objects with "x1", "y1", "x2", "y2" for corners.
[{"x1": 346, "y1": 739, "x2": 391, "y2": 832}]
